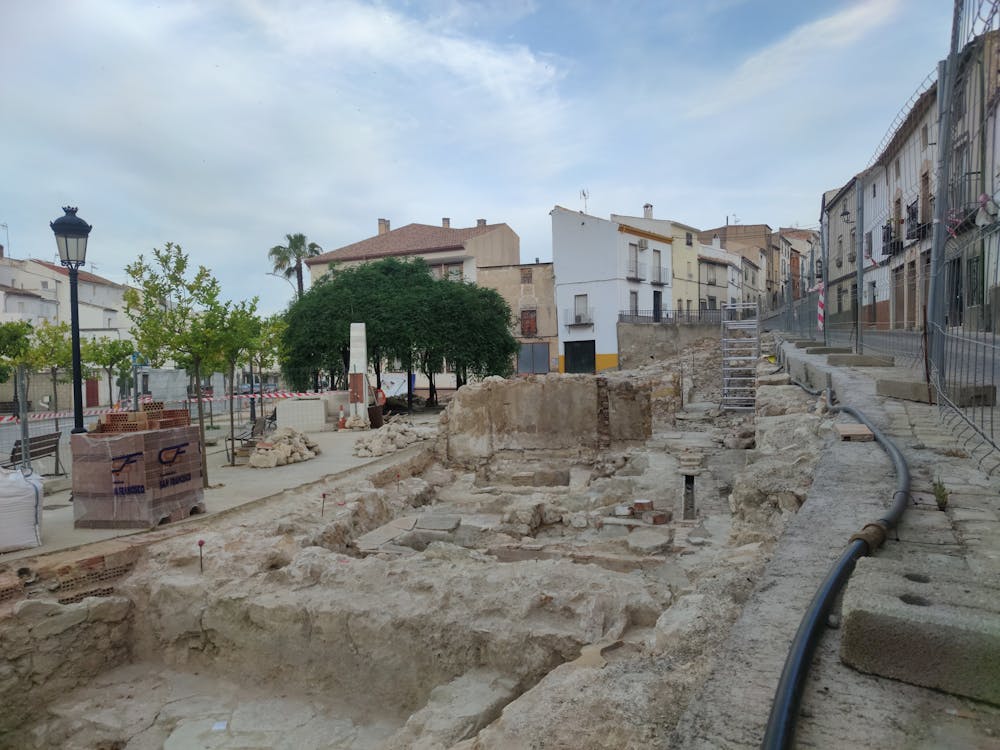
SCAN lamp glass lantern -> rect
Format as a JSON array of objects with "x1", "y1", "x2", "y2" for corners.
[{"x1": 51, "y1": 206, "x2": 91, "y2": 267}]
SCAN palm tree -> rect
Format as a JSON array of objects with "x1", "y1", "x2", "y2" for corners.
[{"x1": 268, "y1": 233, "x2": 322, "y2": 297}]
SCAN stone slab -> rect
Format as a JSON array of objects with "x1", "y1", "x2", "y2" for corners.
[
  {"x1": 826, "y1": 354, "x2": 895, "y2": 367},
  {"x1": 354, "y1": 524, "x2": 404, "y2": 551},
  {"x1": 841, "y1": 556, "x2": 1000, "y2": 704},
  {"x1": 876, "y1": 378, "x2": 996, "y2": 407},
  {"x1": 804, "y1": 347, "x2": 853, "y2": 355},
  {"x1": 793, "y1": 340, "x2": 821, "y2": 348},
  {"x1": 625, "y1": 528, "x2": 673, "y2": 555},
  {"x1": 415, "y1": 514, "x2": 461, "y2": 532}
]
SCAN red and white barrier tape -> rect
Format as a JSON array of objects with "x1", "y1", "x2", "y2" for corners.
[{"x1": 0, "y1": 391, "x2": 318, "y2": 424}]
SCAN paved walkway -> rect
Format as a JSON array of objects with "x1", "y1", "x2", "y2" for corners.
[{"x1": 0, "y1": 414, "x2": 439, "y2": 564}]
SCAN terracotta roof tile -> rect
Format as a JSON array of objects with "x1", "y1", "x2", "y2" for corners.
[
  {"x1": 306, "y1": 222, "x2": 506, "y2": 265},
  {"x1": 31, "y1": 259, "x2": 122, "y2": 287}
]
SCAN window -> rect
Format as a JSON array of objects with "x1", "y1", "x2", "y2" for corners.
[
  {"x1": 520, "y1": 268, "x2": 532, "y2": 285},
  {"x1": 905, "y1": 201, "x2": 919, "y2": 240},
  {"x1": 864, "y1": 231, "x2": 873, "y2": 258},
  {"x1": 707, "y1": 266, "x2": 717, "y2": 286},
  {"x1": 687, "y1": 261, "x2": 692, "y2": 279},
  {"x1": 920, "y1": 172, "x2": 930, "y2": 223},
  {"x1": 872, "y1": 183, "x2": 876, "y2": 198},
  {"x1": 652, "y1": 249, "x2": 662, "y2": 283},
  {"x1": 573, "y1": 294, "x2": 588, "y2": 324},
  {"x1": 921, "y1": 123, "x2": 929, "y2": 149},
  {"x1": 849, "y1": 229, "x2": 856, "y2": 262},
  {"x1": 894, "y1": 158, "x2": 901, "y2": 179},
  {"x1": 446, "y1": 263, "x2": 463, "y2": 280},
  {"x1": 629, "y1": 291, "x2": 638, "y2": 313},
  {"x1": 628, "y1": 243, "x2": 639, "y2": 278},
  {"x1": 837, "y1": 234, "x2": 843, "y2": 266},
  {"x1": 685, "y1": 232, "x2": 693, "y2": 246},
  {"x1": 707, "y1": 295, "x2": 717, "y2": 310},
  {"x1": 40, "y1": 280, "x2": 49, "y2": 289},
  {"x1": 520, "y1": 309, "x2": 538, "y2": 336}
]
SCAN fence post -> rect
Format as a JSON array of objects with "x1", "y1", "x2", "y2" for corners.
[
  {"x1": 855, "y1": 181, "x2": 865, "y2": 354},
  {"x1": 17, "y1": 365, "x2": 31, "y2": 472},
  {"x1": 928, "y1": 6, "x2": 963, "y2": 387}
]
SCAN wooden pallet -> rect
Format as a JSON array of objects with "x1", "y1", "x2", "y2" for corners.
[{"x1": 835, "y1": 423, "x2": 874, "y2": 442}]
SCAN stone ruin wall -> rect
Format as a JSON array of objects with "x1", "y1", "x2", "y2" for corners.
[
  {"x1": 617, "y1": 321, "x2": 721, "y2": 370},
  {"x1": 0, "y1": 596, "x2": 133, "y2": 735},
  {"x1": 437, "y1": 374, "x2": 651, "y2": 467}
]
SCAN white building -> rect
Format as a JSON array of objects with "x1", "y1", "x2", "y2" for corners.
[
  {"x1": 0, "y1": 254, "x2": 131, "y2": 341},
  {"x1": 551, "y1": 205, "x2": 673, "y2": 373}
]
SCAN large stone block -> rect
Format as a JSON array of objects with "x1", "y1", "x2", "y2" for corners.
[
  {"x1": 841, "y1": 557, "x2": 1000, "y2": 704},
  {"x1": 826, "y1": 354, "x2": 895, "y2": 367}
]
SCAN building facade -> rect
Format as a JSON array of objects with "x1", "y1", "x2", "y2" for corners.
[
  {"x1": 552, "y1": 205, "x2": 674, "y2": 372},
  {"x1": 477, "y1": 262, "x2": 558, "y2": 375}
]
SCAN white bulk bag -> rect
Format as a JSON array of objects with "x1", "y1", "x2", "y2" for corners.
[{"x1": 0, "y1": 468, "x2": 44, "y2": 553}]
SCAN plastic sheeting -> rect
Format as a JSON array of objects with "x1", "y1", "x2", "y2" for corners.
[
  {"x1": 0, "y1": 468, "x2": 44, "y2": 553},
  {"x1": 71, "y1": 427, "x2": 204, "y2": 529}
]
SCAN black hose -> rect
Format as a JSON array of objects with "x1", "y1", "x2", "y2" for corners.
[{"x1": 761, "y1": 388, "x2": 911, "y2": 750}]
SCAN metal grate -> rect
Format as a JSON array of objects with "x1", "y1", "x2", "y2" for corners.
[{"x1": 721, "y1": 303, "x2": 760, "y2": 411}]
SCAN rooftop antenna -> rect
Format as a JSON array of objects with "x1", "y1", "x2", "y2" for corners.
[{"x1": 580, "y1": 188, "x2": 589, "y2": 214}]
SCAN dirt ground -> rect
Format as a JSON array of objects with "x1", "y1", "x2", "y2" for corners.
[{"x1": 2, "y1": 335, "x2": 831, "y2": 749}]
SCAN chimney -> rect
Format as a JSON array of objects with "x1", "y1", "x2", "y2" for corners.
[
  {"x1": 477, "y1": 218, "x2": 487, "y2": 227},
  {"x1": 643, "y1": 203, "x2": 653, "y2": 219},
  {"x1": 712, "y1": 233, "x2": 721, "y2": 249},
  {"x1": 442, "y1": 218, "x2": 450, "y2": 228},
  {"x1": 378, "y1": 218, "x2": 390, "y2": 235}
]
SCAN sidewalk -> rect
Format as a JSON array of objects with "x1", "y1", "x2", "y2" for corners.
[{"x1": 0, "y1": 415, "x2": 439, "y2": 564}]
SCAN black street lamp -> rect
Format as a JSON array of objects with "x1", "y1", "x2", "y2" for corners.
[{"x1": 50, "y1": 206, "x2": 92, "y2": 433}]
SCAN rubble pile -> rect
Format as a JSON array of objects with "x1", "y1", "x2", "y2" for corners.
[
  {"x1": 353, "y1": 420, "x2": 434, "y2": 457},
  {"x1": 248, "y1": 427, "x2": 321, "y2": 469}
]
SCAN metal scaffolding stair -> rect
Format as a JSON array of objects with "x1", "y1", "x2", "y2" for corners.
[{"x1": 721, "y1": 304, "x2": 760, "y2": 411}]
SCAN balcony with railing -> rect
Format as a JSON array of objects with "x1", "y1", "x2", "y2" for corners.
[
  {"x1": 649, "y1": 265, "x2": 668, "y2": 285},
  {"x1": 564, "y1": 307, "x2": 594, "y2": 326},
  {"x1": 626, "y1": 261, "x2": 646, "y2": 281},
  {"x1": 618, "y1": 308, "x2": 723, "y2": 325}
]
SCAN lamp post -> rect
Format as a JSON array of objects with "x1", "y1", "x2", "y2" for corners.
[{"x1": 50, "y1": 206, "x2": 91, "y2": 433}]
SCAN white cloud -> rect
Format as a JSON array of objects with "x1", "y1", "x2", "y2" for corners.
[{"x1": 687, "y1": 0, "x2": 902, "y2": 118}]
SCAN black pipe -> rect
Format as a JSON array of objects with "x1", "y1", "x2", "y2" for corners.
[{"x1": 761, "y1": 388, "x2": 911, "y2": 750}]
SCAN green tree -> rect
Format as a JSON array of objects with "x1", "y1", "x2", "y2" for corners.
[
  {"x1": 268, "y1": 233, "x2": 322, "y2": 298},
  {"x1": 124, "y1": 243, "x2": 229, "y2": 488},
  {"x1": 281, "y1": 258, "x2": 517, "y2": 404},
  {"x1": 248, "y1": 314, "x2": 284, "y2": 398},
  {"x1": 82, "y1": 336, "x2": 134, "y2": 407},
  {"x1": 0, "y1": 321, "x2": 32, "y2": 383},
  {"x1": 0, "y1": 321, "x2": 33, "y2": 417},
  {"x1": 218, "y1": 301, "x2": 260, "y2": 464}
]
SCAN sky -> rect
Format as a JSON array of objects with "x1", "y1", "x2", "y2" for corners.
[{"x1": 1, "y1": 0, "x2": 953, "y2": 315}]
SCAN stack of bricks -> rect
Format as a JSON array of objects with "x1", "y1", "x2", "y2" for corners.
[{"x1": 91, "y1": 406, "x2": 189, "y2": 434}]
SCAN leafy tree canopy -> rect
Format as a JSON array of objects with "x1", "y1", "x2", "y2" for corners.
[{"x1": 281, "y1": 257, "x2": 517, "y2": 392}]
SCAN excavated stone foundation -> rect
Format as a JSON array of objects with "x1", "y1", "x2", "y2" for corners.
[{"x1": 0, "y1": 342, "x2": 829, "y2": 749}]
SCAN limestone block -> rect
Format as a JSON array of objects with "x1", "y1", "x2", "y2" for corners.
[
  {"x1": 249, "y1": 451, "x2": 279, "y2": 469},
  {"x1": 841, "y1": 556, "x2": 1000, "y2": 704},
  {"x1": 86, "y1": 596, "x2": 131, "y2": 623},
  {"x1": 29, "y1": 605, "x2": 88, "y2": 639},
  {"x1": 625, "y1": 528, "x2": 673, "y2": 555},
  {"x1": 276, "y1": 398, "x2": 327, "y2": 431},
  {"x1": 416, "y1": 514, "x2": 461, "y2": 532}
]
